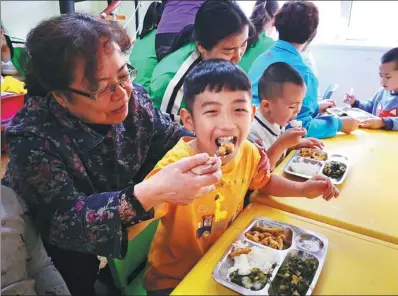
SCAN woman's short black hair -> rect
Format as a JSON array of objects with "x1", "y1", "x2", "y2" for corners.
[
  {"x1": 194, "y1": 0, "x2": 252, "y2": 51},
  {"x1": 275, "y1": 1, "x2": 319, "y2": 44},
  {"x1": 183, "y1": 59, "x2": 251, "y2": 113},
  {"x1": 259, "y1": 62, "x2": 304, "y2": 101},
  {"x1": 249, "y1": 0, "x2": 279, "y2": 47},
  {"x1": 24, "y1": 12, "x2": 131, "y2": 97},
  {"x1": 381, "y1": 47, "x2": 398, "y2": 69}
]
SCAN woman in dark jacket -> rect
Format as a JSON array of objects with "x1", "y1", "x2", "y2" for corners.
[{"x1": 1, "y1": 13, "x2": 221, "y2": 296}]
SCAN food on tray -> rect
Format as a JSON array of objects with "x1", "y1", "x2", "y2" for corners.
[
  {"x1": 289, "y1": 159, "x2": 321, "y2": 177},
  {"x1": 228, "y1": 240, "x2": 279, "y2": 291},
  {"x1": 273, "y1": 254, "x2": 319, "y2": 296},
  {"x1": 245, "y1": 225, "x2": 286, "y2": 250},
  {"x1": 290, "y1": 120, "x2": 302, "y2": 128},
  {"x1": 230, "y1": 247, "x2": 251, "y2": 258},
  {"x1": 299, "y1": 148, "x2": 328, "y2": 161},
  {"x1": 229, "y1": 268, "x2": 270, "y2": 291},
  {"x1": 322, "y1": 161, "x2": 346, "y2": 181},
  {"x1": 217, "y1": 143, "x2": 235, "y2": 156}
]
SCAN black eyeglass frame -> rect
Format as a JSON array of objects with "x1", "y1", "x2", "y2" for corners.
[{"x1": 66, "y1": 64, "x2": 136, "y2": 101}]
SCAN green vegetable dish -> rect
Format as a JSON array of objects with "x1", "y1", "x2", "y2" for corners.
[
  {"x1": 322, "y1": 161, "x2": 347, "y2": 181},
  {"x1": 229, "y1": 267, "x2": 274, "y2": 291},
  {"x1": 272, "y1": 254, "x2": 319, "y2": 296}
]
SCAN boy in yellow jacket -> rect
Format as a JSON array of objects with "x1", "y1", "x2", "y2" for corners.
[{"x1": 143, "y1": 60, "x2": 338, "y2": 295}]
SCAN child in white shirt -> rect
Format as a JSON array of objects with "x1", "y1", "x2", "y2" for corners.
[{"x1": 248, "y1": 62, "x2": 324, "y2": 169}]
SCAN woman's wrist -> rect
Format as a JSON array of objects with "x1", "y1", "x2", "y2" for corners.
[
  {"x1": 118, "y1": 186, "x2": 155, "y2": 226},
  {"x1": 134, "y1": 180, "x2": 160, "y2": 211}
]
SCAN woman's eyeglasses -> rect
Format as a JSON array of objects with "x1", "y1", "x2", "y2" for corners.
[{"x1": 67, "y1": 64, "x2": 136, "y2": 101}]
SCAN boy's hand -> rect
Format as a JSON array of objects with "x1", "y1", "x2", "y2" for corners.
[
  {"x1": 344, "y1": 93, "x2": 356, "y2": 105},
  {"x1": 301, "y1": 175, "x2": 339, "y2": 201},
  {"x1": 279, "y1": 128, "x2": 307, "y2": 150},
  {"x1": 254, "y1": 142, "x2": 270, "y2": 174},
  {"x1": 297, "y1": 138, "x2": 324, "y2": 150},
  {"x1": 341, "y1": 117, "x2": 361, "y2": 134},
  {"x1": 318, "y1": 99, "x2": 336, "y2": 113},
  {"x1": 360, "y1": 118, "x2": 385, "y2": 129}
]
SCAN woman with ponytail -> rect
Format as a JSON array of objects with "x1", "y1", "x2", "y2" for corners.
[
  {"x1": 238, "y1": 0, "x2": 279, "y2": 73},
  {"x1": 129, "y1": 1, "x2": 163, "y2": 91}
]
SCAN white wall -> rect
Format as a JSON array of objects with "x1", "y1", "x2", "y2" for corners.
[
  {"x1": 1, "y1": 1, "x2": 134, "y2": 39},
  {"x1": 311, "y1": 44, "x2": 387, "y2": 105}
]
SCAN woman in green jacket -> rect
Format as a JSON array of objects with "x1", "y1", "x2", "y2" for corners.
[
  {"x1": 238, "y1": 0, "x2": 279, "y2": 73},
  {"x1": 149, "y1": 0, "x2": 252, "y2": 122},
  {"x1": 129, "y1": 2, "x2": 163, "y2": 91}
]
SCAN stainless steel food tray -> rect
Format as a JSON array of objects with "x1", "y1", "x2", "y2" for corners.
[
  {"x1": 326, "y1": 107, "x2": 377, "y2": 122},
  {"x1": 284, "y1": 148, "x2": 350, "y2": 185},
  {"x1": 212, "y1": 217, "x2": 328, "y2": 295}
]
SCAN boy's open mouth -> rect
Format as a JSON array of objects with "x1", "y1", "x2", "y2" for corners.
[{"x1": 215, "y1": 136, "x2": 237, "y2": 157}]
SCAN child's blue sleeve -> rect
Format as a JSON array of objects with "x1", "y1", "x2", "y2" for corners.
[
  {"x1": 382, "y1": 117, "x2": 398, "y2": 130},
  {"x1": 352, "y1": 91, "x2": 378, "y2": 113},
  {"x1": 297, "y1": 106, "x2": 343, "y2": 139},
  {"x1": 295, "y1": 72, "x2": 343, "y2": 139},
  {"x1": 248, "y1": 59, "x2": 265, "y2": 106}
]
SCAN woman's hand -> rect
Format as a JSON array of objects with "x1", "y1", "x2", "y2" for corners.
[
  {"x1": 135, "y1": 153, "x2": 222, "y2": 208},
  {"x1": 318, "y1": 99, "x2": 336, "y2": 113},
  {"x1": 340, "y1": 117, "x2": 361, "y2": 134}
]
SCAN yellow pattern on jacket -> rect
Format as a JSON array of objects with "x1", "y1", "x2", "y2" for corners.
[{"x1": 143, "y1": 137, "x2": 270, "y2": 291}]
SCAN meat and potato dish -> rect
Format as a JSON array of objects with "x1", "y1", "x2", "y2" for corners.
[
  {"x1": 299, "y1": 148, "x2": 328, "y2": 161},
  {"x1": 245, "y1": 225, "x2": 287, "y2": 250}
]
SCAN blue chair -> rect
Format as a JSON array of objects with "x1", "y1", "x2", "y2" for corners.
[{"x1": 322, "y1": 83, "x2": 339, "y2": 100}]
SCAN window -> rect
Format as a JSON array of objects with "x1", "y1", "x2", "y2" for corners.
[
  {"x1": 238, "y1": 0, "x2": 398, "y2": 45},
  {"x1": 346, "y1": 1, "x2": 398, "y2": 43}
]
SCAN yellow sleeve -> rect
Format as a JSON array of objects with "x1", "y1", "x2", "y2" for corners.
[{"x1": 249, "y1": 146, "x2": 271, "y2": 190}]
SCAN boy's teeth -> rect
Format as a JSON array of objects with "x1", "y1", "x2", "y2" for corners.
[{"x1": 219, "y1": 136, "x2": 232, "y2": 141}]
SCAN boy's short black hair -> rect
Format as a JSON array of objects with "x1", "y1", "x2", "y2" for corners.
[
  {"x1": 381, "y1": 47, "x2": 398, "y2": 69},
  {"x1": 258, "y1": 62, "x2": 305, "y2": 101},
  {"x1": 183, "y1": 59, "x2": 251, "y2": 113}
]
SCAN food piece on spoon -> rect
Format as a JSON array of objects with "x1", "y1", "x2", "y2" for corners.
[
  {"x1": 290, "y1": 120, "x2": 302, "y2": 129},
  {"x1": 217, "y1": 143, "x2": 235, "y2": 156},
  {"x1": 216, "y1": 136, "x2": 236, "y2": 157}
]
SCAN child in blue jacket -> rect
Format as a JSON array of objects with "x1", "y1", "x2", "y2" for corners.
[
  {"x1": 249, "y1": 1, "x2": 360, "y2": 139},
  {"x1": 345, "y1": 47, "x2": 398, "y2": 131}
]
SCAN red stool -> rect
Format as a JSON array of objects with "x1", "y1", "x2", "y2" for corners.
[{"x1": 1, "y1": 93, "x2": 25, "y2": 152}]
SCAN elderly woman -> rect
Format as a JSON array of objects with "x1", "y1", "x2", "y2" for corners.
[
  {"x1": 248, "y1": 1, "x2": 360, "y2": 139},
  {"x1": 1, "y1": 13, "x2": 221, "y2": 296},
  {"x1": 149, "y1": 0, "x2": 252, "y2": 122}
]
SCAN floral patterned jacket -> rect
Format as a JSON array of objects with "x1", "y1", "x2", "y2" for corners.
[{"x1": 2, "y1": 83, "x2": 184, "y2": 259}]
